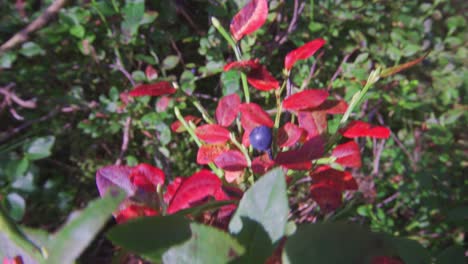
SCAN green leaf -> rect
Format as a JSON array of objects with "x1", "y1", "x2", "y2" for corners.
[
  {"x1": 121, "y1": 0, "x2": 145, "y2": 40},
  {"x1": 436, "y1": 245, "x2": 465, "y2": 264},
  {"x1": 390, "y1": 237, "x2": 431, "y2": 264},
  {"x1": 69, "y1": 25, "x2": 85, "y2": 39},
  {"x1": 282, "y1": 223, "x2": 395, "y2": 264},
  {"x1": 19, "y1": 42, "x2": 45, "y2": 57},
  {"x1": 229, "y1": 168, "x2": 288, "y2": 262},
  {"x1": 5, "y1": 193, "x2": 26, "y2": 221},
  {"x1": 162, "y1": 55, "x2": 180, "y2": 70},
  {"x1": 24, "y1": 136, "x2": 55, "y2": 160},
  {"x1": 43, "y1": 190, "x2": 125, "y2": 264},
  {"x1": 0, "y1": 52, "x2": 17, "y2": 69},
  {"x1": 107, "y1": 215, "x2": 192, "y2": 261},
  {"x1": 162, "y1": 223, "x2": 245, "y2": 264},
  {"x1": 221, "y1": 70, "x2": 241, "y2": 96}
]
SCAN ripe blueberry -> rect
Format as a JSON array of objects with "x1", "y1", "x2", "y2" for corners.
[{"x1": 249, "y1": 125, "x2": 272, "y2": 151}]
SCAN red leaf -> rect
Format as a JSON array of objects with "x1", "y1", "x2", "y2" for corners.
[
  {"x1": 129, "y1": 163, "x2": 165, "y2": 192},
  {"x1": 310, "y1": 166, "x2": 357, "y2": 191},
  {"x1": 197, "y1": 144, "x2": 230, "y2": 164},
  {"x1": 284, "y1": 38, "x2": 326, "y2": 70},
  {"x1": 277, "y1": 122, "x2": 305, "y2": 148},
  {"x1": 170, "y1": 115, "x2": 201, "y2": 133},
  {"x1": 167, "y1": 170, "x2": 222, "y2": 214},
  {"x1": 115, "y1": 204, "x2": 158, "y2": 224},
  {"x1": 275, "y1": 136, "x2": 324, "y2": 170},
  {"x1": 298, "y1": 111, "x2": 327, "y2": 139},
  {"x1": 247, "y1": 64, "x2": 279, "y2": 91},
  {"x1": 214, "y1": 150, "x2": 248, "y2": 171},
  {"x1": 340, "y1": 120, "x2": 390, "y2": 139},
  {"x1": 145, "y1": 65, "x2": 158, "y2": 80},
  {"x1": 224, "y1": 60, "x2": 279, "y2": 91},
  {"x1": 310, "y1": 183, "x2": 342, "y2": 212},
  {"x1": 216, "y1": 93, "x2": 241, "y2": 127},
  {"x1": 331, "y1": 141, "x2": 362, "y2": 168},
  {"x1": 2, "y1": 256, "x2": 23, "y2": 264},
  {"x1": 195, "y1": 124, "x2": 231, "y2": 143},
  {"x1": 313, "y1": 100, "x2": 348, "y2": 114},
  {"x1": 128, "y1": 81, "x2": 176, "y2": 97},
  {"x1": 164, "y1": 177, "x2": 184, "y2": 204},
  {"x1": 239, "y1": 103, "x2": 273, "y2": 132},
  {"x1": 230, "y1": 0, "x2": 268, "y2": 41},
  {"x1": 282, "y1": 89, "x2": 329, "y2": 111},
  {"x1": 224, "y1": 60, "x2": 260, "y2": 72},
  {"x1": 251, "y1": 153, "x2": 275, "y2": 174},
  {"x1": 224, "y1": 170, "x2": 244, "y2": 183},
  {"x1": 96, "y1": 165, "x2": 135, "y2": 198}
]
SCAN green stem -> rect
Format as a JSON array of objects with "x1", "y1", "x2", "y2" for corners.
[
  {"x1": 271, "y1": 80, "x2": 288, "y2": 156},
  {"x1": 211, "y1": 17, "x2": 250, "y2": 103},
  {"x1": 192, "y1": 100, "x2": 215, "y2": 124},
  {"x1": 0, "y1": 206, "x2": 45, "y2": 261},
  {"x1": 230, "y1": 133, "x2": 252, "y2": 167},
  {"x1": 174, "y1": 107, "x2": 223, "y2": 178}
]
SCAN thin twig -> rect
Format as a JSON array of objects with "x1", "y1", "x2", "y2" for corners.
[
  {"x1": 115, "y1": 116, "x2": 132, "y2": 165},
  {"x1": 0, "y1": 0, "x2": 68, "y2": 53},
  {"x1": 371, "y1": 138, "x2": 386, "y2": 177},
  {"x1": 300, "y1": 51, "x2": 324, "y2": 89},
  {"x1": 276, "y1": 0, "x2": 306, "y2": 45},
  {"x1": 376, "y1": 192, "x2": 400, "y2": 208},
  {"x1": 327, "y1": 47, "x2": 359, "y2": 90},
  {"x1": 169, "y1": 37, "x2": 185, "y2": 66}
]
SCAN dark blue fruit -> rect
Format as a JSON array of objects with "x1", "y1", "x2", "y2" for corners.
[{"x1": 249, "y1": 125, "x2": 272, "y2": 151}]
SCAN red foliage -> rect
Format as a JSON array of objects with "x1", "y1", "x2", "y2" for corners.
[
  {"x1": 224, "y1": 60, "x2": 279, "y2": 91},
  {"x1": 115, "y1": 204, "x2": 158, "y2": 223},
  {"x1": 239, "y1": 103, "x2": 274, "y2": 132},
  {"x1": 216, "y1": 94, "x2": 241, "y2": 127},
  {"x1": 214, "y1": 150, "x2": 248, "y2": 171},
  {"x1": 166, "y1": 170, "x2": 222, "y2": 214},
  {"x1": 331, "y1": 141, "x2": 362, "y2": 168},
  {"x1": 275, "y1": 137, "x2": 325, "y2": 170},
  {"x1": 129, "y1": 163, "x2": 165, "y2": 192},
  {"x1": 195, "y1": 124, "x2": 231, "y2": 143},
  {"x1": 128, "y1": 81, "x2": 176, "y2": 97},
  {"x1": 251, "y1": 153, "x2": 275, "y2": 174},
  {"x1": 277, "y1": 122, "x2": 305, "y2": 148},
  {"x1": 196, "y1": 144, "x2": 230, "y2": 165},
  {"x1": 145, "y1": 65, "x2": 158, "y2": 80},
  {"x1": 340, "y1": 120, "x2": 390, "y2": 139},
  {"x1": 298, "y1": 111, "x2": 327, "y2": 139},
  {"x1": 371, "y1": 256, "x2": 404, "y2": 264},
  {"x1": 284, "y1": 38, "x2": 326, "y2": 70},
  {"x1": 282, "y1": 89, "x2": 329, "y2": 111},
  {"x1": 230, "y1": 0, "x2": 268, "y2": 41}
]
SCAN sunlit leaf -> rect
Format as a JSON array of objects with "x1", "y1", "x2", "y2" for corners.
[
  {"x1": 128, "y1": 81, "x2": 176, "y2": 97},
  {"x1": 277, "y1": 122, "x2": 305, "y2": 148},
  {"x1": 340, "y1": 121, "x2": 390, "y2": 139},
  {"x1": 298, "y1": 111, "x2": 327, "y2": 139},
  {"x1": 283, "y1": 89, "x2": 329, "y2": 111},
  {"x1": 284, "y1": 38, "x2": 326, "y2": 70},
  {"x1": 239, "y1": 103, "x2": 274, "y2": 132},
  {"x1": 195, "y1": 124, "x2": 231, "y2": 144},
  {"x1": 214, "y1": 150, "x2": 248, "y2": 171},
  {"x1": 331, "y1": 141, "x2": 362, "y2": 168},
  {"x1": 230, "y1": 0, "x2": 268, "y2": 41},
  {"x1": 196, "y1": 144, "x2": 230, "y2": 165}
]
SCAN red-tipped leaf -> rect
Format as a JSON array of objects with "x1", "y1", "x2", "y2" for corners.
[
  {"x1": 283, "y1": 89, "x2": 329, "y2": 111},
  {"x1": 145, "y1": 65, "x2": 158, "y2": 80},
  {"x1": 170, "y1": 115, "x2": 201, "y2": 133},
  {"x1": 128, "y1": 81, "x2": 176, "y2": 97},
  {"x1": 284, "y1": 38, "x2": 326, "y2": 70},
  {"x1": 340, "y1": 120, "x2": 390, "y2": 139},
  {"x1": 230, "y1": 0, "x2": 268, "y2": 41},
  {"x1": 129, "y1": 163, "x2": 165, "y2": 192},
  {"x1": 216, "y1": 94, "x2": 241, "y2": 127},
  {"x1": 313, "y1": 100, "x2": 348, "y2": 114},
  {"x1": 195, "y1": 124, "x2": 231, "y2": 143}
]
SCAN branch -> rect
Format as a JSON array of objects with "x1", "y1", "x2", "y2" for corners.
[
  {"x1": 0, "y1": 0, "x2": 68, "y2": 53},
  {"x1": 115, "y1": 116, "x2": 132, "y2": 165}
]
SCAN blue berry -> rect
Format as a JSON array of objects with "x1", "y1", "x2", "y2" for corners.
[{"x1": 249, "y1": 125, "x2": 272, "y2": 151}]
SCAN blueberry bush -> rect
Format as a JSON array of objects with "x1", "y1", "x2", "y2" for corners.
[{"x1": 0, "y1": 0, "x2": 466, "y2": 263}]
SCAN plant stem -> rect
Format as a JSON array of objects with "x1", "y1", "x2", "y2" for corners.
[
  {"x1": 0, "y1": 206, "x2": 45, "y2": 261},
  {"x1": 192, "y1": 100, "x2": 215, "y2": 124},
  {"x1": 230, "y1": 133, "x2": 252, "y2": 167},
  {"x1": 174, "y1": 107, "x2": 223, "y2": 177},
  {"x1": 211, "y1": 17, "x2": 250, "y2": 103}
]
